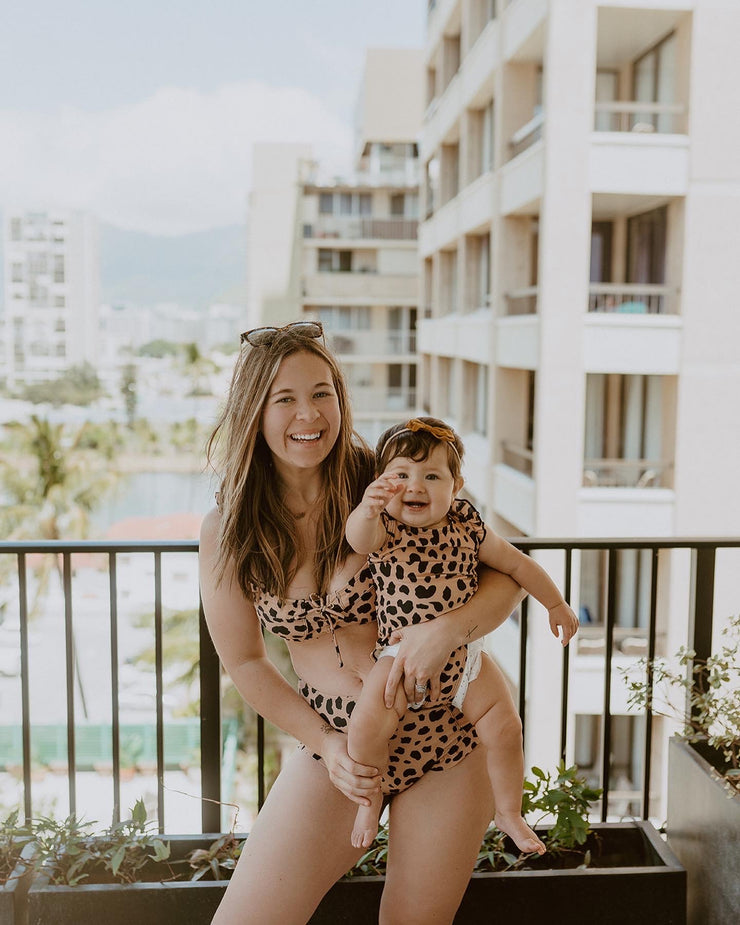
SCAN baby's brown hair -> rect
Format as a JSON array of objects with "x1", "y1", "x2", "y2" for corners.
[{"x1": 375, "y1": 417, "x2": 464, "y2": 481}]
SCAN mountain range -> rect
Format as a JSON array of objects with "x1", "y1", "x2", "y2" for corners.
[{"x1": 100, "y1": 223, "x2": 247, "y2": 310}]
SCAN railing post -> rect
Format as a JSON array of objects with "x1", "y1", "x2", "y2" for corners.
[
  {"x1": 199, "y1": 598, "x2": 222, "y2": 832},
  {"x1": 688, "y1": 546, "x2": 716, "y2": 721}
]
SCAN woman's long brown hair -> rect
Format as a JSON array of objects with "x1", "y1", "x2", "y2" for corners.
[{"x1": 206, "y1": 330, "x2": 373, "y2": 599}]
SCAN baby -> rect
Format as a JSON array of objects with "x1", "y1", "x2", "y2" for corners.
[{"x1": 345, "y1": 417, "x2": 579, "y2": 852}]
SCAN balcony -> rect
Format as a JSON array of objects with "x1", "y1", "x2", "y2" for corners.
[
  {"x1": 2, "y1": 534, "x2": 734, "y2": 843},
  {"x1": 301, "y1": 272, "x2": 418, "y2": 304},
  {"x1": 304, "y1": 217, "x2": 418, "y2": 242},
  {"x1": 582, "y1": 458, "x2": 672, "y2": 489},
  {"x1": 349, "y1": 386, "x2": 418, "y2": 414},
  {"x1": 588, "y1": 283, "x2": 674, "y2": 316},
  {"x1": 593, "y1": 101, "x2": 686, "y2": 136},
  {"x1": 325, "y1": 329, "x2": 416, "y2": 358}
]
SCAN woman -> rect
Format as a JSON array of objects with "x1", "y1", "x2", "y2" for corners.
[{"x1": 199, "y1": 321, "x2": 524, "y2": 924}]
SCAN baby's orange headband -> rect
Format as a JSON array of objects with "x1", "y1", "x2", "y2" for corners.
[{"x1": 380, "y1": 418, "x2": 461, "y2": 461}]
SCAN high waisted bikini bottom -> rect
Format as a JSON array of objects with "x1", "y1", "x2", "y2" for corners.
[{"x1": 298, "y1": 680, "x2": 477, "y2": 795}]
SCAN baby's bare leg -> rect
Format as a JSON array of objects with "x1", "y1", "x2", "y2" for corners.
[
  {"x1": 348, "y1": 656, "x2": 407, "y2": 849},
  {"x1": 461, "y1": 654, "x2": 546, "y2": 855}
]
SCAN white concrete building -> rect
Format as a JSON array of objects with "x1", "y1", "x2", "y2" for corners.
[
  {"x1": 3, "y1": 210, "x2": 100, "y2": 389},
  {"x1": 420, "y1": 0, "x2": 740, "y2": 817},
  {"x1": 248, "y1": 49, "x2": 425, "y2": 442}
]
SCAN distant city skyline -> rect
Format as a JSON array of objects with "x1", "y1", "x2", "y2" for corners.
[{"x1": 0, "y1": 0, "x2": 426, "y2": 235}]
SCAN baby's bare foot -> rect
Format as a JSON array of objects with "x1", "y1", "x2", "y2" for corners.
[
  {"x1": 351, "y1": 794, "x2": 383, "y2": 849},
  {"x1": 494, "y1": 811, "x2": 546, "y2": 855}
]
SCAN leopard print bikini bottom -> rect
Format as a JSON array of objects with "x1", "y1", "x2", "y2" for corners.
[{"x1": 298, "y1": 680, "x2": 478, "y2": 795}]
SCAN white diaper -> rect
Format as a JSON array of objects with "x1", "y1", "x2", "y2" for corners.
[
  {"x1": 451, "y1": 638, "x2": 484, "y2": 711},
  {"x1": 376, "y1": 642, "x2": 427, "y2": 709}
]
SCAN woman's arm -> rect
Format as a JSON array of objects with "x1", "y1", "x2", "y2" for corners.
[
  {"x1": 199, "y1": 508, "x2": 381, "y2": 804},
  {"x1": 383, "y1": 565, "x2": 525, "y2": 705}
]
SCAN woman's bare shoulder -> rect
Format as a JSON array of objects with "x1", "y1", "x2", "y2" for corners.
[{"x1": 200, "y1": 506, "x2": 221, "y2": 549}]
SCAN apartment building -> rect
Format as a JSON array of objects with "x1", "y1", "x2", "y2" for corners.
[
  {"x1": 420, "y1": 0, "x2": 740, "y2": 817},
  {"x1": 248, "y1": 49, "x2": 425, "y2": 442},
  {"x1": 3, "y1": 209, "x2": 100, "y2": 390}
]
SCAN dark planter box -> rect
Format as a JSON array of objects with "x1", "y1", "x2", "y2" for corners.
[
  {"x1": 27, "y1": 835, "x2": 226, "y2": 925},
  {"x1": 25, "y1": 822, "x2": 685, "y2": 925},
  {"x1": 310, "y1": 822, "x2": 685, "y2": 925},
  {"x1": 667, "y1": 737, "x2": 740, "y2": 925},
  {"x1": 1, "y1": 843, "x2": 35, "y2": 925}
]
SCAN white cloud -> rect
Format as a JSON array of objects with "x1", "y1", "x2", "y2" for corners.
[{"x1": 0, "y1": 82, "x2": 353, "y2": 235}]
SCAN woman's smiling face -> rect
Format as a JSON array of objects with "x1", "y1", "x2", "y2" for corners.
[{"x1": 259, "y1": 350, "x2": 341, "y2": 474}]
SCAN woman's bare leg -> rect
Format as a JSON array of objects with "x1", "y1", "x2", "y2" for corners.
[
  {"x1": 462, "y1": 655, "x2": 545, "y2": 855},
  {"x1": 380, "y1": 747, "x2": 493, "y2": 925},
  {"x1": 211, "y1": 748, "x2": 363, "y2": 925},
  {"x1": 348, "y1": 656, "x2": 407, "y2": 849}
]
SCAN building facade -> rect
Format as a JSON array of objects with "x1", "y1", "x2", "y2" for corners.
[
  {"x1": 3, "y1": 210, "x2": 100, "y2": 390},
  {"x1": 248, "y1": 49, "x2": 425, "y2": 442},
  {"x1": 419, "y1": 0, "x2": 740, "y2": 817}
]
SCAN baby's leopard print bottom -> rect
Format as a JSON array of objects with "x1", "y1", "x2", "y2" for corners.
[{"x1": 299, "y1": 680, "x2": 477, "y2": 795}]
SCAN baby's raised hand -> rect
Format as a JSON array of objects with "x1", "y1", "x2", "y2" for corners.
[
  {"x1": 548, "y1": 601, "x2": 579, "y2": 646},
  {"x1": 360, "y1": 474, "x2": 404, "y2": 517}
]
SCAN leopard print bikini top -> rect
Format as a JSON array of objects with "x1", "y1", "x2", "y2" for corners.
[{"x1": 250, "y1": 564, "x2": 376, "y2": 667}]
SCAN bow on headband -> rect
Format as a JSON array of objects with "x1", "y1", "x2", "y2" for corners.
[{"x1": 381, "y1": 418, "x2": 461, "y2": 460}]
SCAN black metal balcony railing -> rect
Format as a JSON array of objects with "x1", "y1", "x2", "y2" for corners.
[{"x1": 1, "y1": 537, "x2": 737, "y2": 834}]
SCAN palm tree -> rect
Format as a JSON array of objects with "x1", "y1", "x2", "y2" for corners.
[
  {"x1": 0, "y1": 415, "x2": 119, "y2": 541},
  {"x1": 0, "y1": 415, "x2": 121, "y2": 717}
]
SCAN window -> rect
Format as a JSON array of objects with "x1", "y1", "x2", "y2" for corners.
[
  {"x1": 425, "y1": 156, "x2": 440, "y2": 218},
  {"x1": 590, "y1": 222, "x2": 613, "y2": 283},
  {"x1": 319, "y1": 193, "x2": 334, "y2": 214},
  {"x1": 633, "y1": 32, "x2": 677, "y2": 132},
  {"x1": 440, "y1": 249, "x2": 458, "y2": 314},
  {"x1": 340, "y1": 193, "x2": 353, "y2": 215},
  {"x1": 359, "y1": 194, "x2": 372, "y2": 216},
  {"x1": 318, "y1": 305, "x2": 370, "y2": 330},
  {"x1": 11, "y1": 263, "x2": 23, "y2": 283},
  {"x1": 53, "y1": 254, "x2": 65, "y2": 284},
  {"x1": 469, "y1": 233, "x2": 491, "y2": 309},
  {"x1": 388, "y1": 306, "x2": 417, "y2": 353},
  {"x1": 387, "y1": 364, "x2": 416, "y2": 410},
  {"x1": 595, "y1": 70, "x2": 619, "y2": 131},
  {"x1": 627, "y1": 207, "x2": 666, "y2": 285},
  {"x1": 390, "y1": 194, "x2": 405, "y2": 216},
  {"x1": 441, "y1": 143, "x2": 460, "y2": 204},
  {"x1": 579, "y1": 548, "x2": 652, "y2": 631},
  {"x1": 318, "y1": 249, "x2": 353, "y2": 272},
  {"x1": 54, "y1": 295, "x2": 66, "y2": 308},
  {"x1": 573, "y1": 714, "x2": 643, "y2": 815},
  {"x1": 10, "y1": 218, "x2": 22, "y2": 241},
  {"x1": 472, "y1": 363, "x2": 488, "y2": 435},
  {"x1": 29, "y1": 254, "x2": 47, "y2": 274},
  {"x1": 584, "y1": 374, "x2": 667, "y2": 486}
]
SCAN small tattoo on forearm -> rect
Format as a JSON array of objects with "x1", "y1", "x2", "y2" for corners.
[
  {"x1": 319, "y1": 722, "x2": 334, "y2": 735},
  {"x1": 465, "y1": 624, "x2": 479, "y2": 641}
]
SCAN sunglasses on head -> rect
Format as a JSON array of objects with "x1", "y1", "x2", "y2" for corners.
[{"x1": 240, "y1": 320, "x2": 324, "y2": 347}]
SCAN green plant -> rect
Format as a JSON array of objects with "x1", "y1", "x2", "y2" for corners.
[
  {"x1": 0, "y1": 809, "x2": 33, "y2": 886},
  {"x1": 32, "y1": 799, "x2": 170, "y2": 886},
  {"x1": 623, "y1": 612, "x2": 740, "y2": 790},
  {"x1": 520, "y1": 762, "x2": 603, "y2": 853},
  {"x1": 185, "y1": 832, "x2": 243, "y2": 881},
  {"x1": 344, "y1": 763, "x2": 602, "y2": 878},
  {"x1": 344, "y1": 823, "x2": 389, "y2": 878}
]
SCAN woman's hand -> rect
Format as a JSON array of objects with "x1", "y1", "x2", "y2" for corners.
[
  {"x1": 319, "y1": 731, "x2": 382, "y2": 806},
  {"x1": 382, "y1": 619, "x2": 456, "y2": 707}
]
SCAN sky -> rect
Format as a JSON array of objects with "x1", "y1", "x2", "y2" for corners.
[{"x1": 0, "y1": 0, "x2": 426, "y2": 235}]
